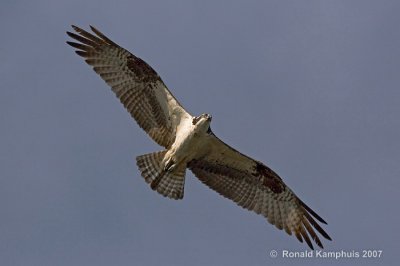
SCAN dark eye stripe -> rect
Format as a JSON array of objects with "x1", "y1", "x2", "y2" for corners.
[{"x1": 192, "y1": 116, "x2": 200, "y2": 125}]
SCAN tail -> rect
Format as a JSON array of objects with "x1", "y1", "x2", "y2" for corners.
[{"x1": 136, "y1": 151, "x2": 186, "y2": 200}]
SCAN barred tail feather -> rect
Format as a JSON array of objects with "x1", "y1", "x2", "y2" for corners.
[{"x1": 136, "y1": 151, "x2": 186, "y2": 200}]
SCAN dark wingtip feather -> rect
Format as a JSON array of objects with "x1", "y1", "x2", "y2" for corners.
[
  {"x1": 315, "y1": 238, "x2": 324, "y2": 248},
  {"x1": 303, "y1": 211, "x2": 332, "y2": 241},
  {"x1": 324, "y1": 233, "x2": 332, "y2": 241},
  {"x1": 71, "y1": 24, "x2": 83, "y2": 32},
  {"x1": 66, "y1": 31, "x2": 81, "y2": 41},
  {"x1": 66, "y1": 41, "x2": 77, "y2": 50},
  {"x1": 298, "y1": 199, "x2": 328, "y2": 224},
  {"x1": 66, "y1": 41, "x2": 86, "y2": 50},
  {"x1": 66, "y1": 31, "x2": 75, "y2": 38},
  {"x1": 67, "y1": 31, "x2": 98, "y2": 47},
  {"x1": 89, "y1": 25, "x2": 117, "y2": 46},
  {"x1": 300, "y1": 225, "x2": 314, "y2": 250},
  {"x1": 75, "y1": 50, "x2": 89, "y2": 57},
  {"x1": 89, "y1": 25, "x2": 100, "y2": 34},
  {"x1": 294, "y1": 231, "x2": 303, "y2": 243}
]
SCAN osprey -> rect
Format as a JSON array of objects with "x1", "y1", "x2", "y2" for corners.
[{"x1": 66, "y1": 25, "x2": 331, "y2": 249}]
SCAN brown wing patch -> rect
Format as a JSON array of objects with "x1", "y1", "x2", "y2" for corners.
[
  {"x1": 126, "y1": 55, "x2": 159, "y2": 82},
  {"x1": 253, "y1": 162, "x2": 285, "y2": 193}
]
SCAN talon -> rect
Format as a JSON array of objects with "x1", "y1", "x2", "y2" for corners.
[{"x1": 164, "y1": 159, "x2": 175, "y2": 172}]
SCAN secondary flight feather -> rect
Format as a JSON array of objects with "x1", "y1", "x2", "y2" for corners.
[{"x1": 66, "y1": 25, "x2": 332, "y2": 249}]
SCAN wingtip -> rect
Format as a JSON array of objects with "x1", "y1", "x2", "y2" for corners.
[
  {"x1": 89, "y1": 25, "x2": 98, "y2": 32},
  {"x1": 299, "y1": 199, "x2": 328, "y2": 224},
  {"x1": 319, "y1": 218, "x2": 328, "y2": 225},
  {"x1": 319, "y1": 215, "x2": 328, "y2": 225},
  {"x1": 66, "y1": 31, "x2": 75, "y2": 38},
  {"x1": 305, "y1": 239, "x2": 314, "y2": 250},
  {"x1": 71, "y1": 24, "x2": 81, "y2": 31},
  {"x1": 325, "y1": 234, "x2": 333, "y2": 241}
]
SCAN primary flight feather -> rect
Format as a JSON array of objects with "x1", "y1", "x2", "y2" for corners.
[{"x1": 66, "y1": 25, "x2": 331, "y2": 249}]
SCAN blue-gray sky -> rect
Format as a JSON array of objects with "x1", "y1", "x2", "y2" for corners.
[{"x1": 1, "y1": 0, "x2": 399, "y2": 265}]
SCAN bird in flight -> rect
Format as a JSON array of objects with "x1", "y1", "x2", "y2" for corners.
[{"x1": 66, "y1": 25, "x2": 331, "y2": 249}]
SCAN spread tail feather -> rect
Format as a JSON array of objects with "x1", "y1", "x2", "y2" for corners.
[{"x1": 136, "y1": 151, "x2": 186, "y2": 199}]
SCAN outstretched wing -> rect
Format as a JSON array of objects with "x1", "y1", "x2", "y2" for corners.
[
  {"x1": 66, "y1": 25, "x2": 191, "y2": 148},
  {"x1": 188, "y1": 132, "x2": 331, "y2": 249}
]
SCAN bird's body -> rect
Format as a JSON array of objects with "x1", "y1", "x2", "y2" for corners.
[
  {"x1": 164, "y1": 114, "x2": 212, "y2": 173},
  {"x1": 147, "y1": 114, "x2": 212, "y2": 195},
  {"x1": 67, "y1": 25, "x2": 331, "y2": 249}
]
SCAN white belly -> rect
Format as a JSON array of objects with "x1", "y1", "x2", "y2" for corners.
[{"x1": 164, "y1": 120, "x2": 208, "y2": 168}]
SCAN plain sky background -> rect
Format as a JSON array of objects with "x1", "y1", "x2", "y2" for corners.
[{"x1": 1, "y1": 0, "x2": 399, "y2": 265}]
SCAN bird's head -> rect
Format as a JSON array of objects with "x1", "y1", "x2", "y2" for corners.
[{"x1": 192, "y1": 113, "x2": 212, "y2": 133}]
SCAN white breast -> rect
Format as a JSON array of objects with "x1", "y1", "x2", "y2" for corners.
[{"x1": 168, "y1": 118, "x2": 209, "y2": 166}]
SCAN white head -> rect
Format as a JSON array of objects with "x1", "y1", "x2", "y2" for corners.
[{"x1": 192, "y1": 113, "x2": 212, "y2": 133}]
